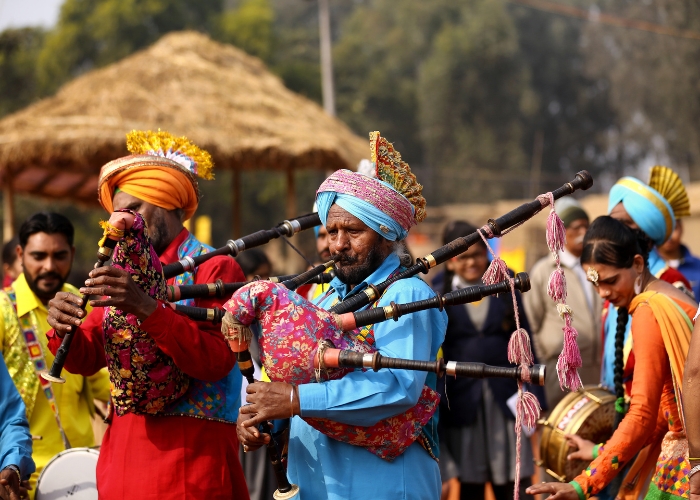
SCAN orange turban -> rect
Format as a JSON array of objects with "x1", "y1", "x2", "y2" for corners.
[
  {"x1": 97, "y1": 130, "x2": 214, "y2": 221},
  {"x1": 98, "y1": 155, "x2": 200, "y2": 221}
]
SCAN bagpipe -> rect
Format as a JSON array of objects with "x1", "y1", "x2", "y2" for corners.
[
  {"x1": 46, "y1": 210, "x2": 192, "y2": 412},
  {"x1": 214, "y1": 170, "x2": 593, "y2": 500},
  {"x1": 161, "y1": 212, "x2": 322, "y2": 280},
  {"x1": 218, "y1": 269, "x2": 542, "y2": 463},
  {"x1": 43, "y1": 213, "x2": 130, "y2": 384},
  {"x1": 42, "y1": 210, "x2": 307, "y2": 498},
  {"x1": 166, "y1": 271, "x2": 335, "y2": 302}
]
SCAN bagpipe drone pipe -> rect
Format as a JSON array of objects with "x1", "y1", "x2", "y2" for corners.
[
  {"x1": 166, "y1": 269, "x2": 335, "y2": 302},
  {"x1": 328, "y1": 170, "x2": 593, "y2": 314},
  {"x1": 161, "y1": 212, "x2": 322, "y2": 280}
]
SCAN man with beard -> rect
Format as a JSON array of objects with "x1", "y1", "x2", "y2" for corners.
[
  {"x1": 0, "y1": 213, "x2": 110, "y2": 497},
  {"x1": 524, "y1": 199, "x2": 601, "y2": 411},
  {"x1": 238, "y1": 132, "x2": 447, "y2": 500},
  {"x1": 45, "y1": 131, "x2": 249, "y2": 500}
]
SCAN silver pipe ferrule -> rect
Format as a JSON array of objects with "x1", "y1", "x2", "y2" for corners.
[
  {"x1": 181, "y1": 256, "x2": 196, "y2": 273},
  {"x1": 226, "y1": 239, "x2": 245, "y2": 256}
]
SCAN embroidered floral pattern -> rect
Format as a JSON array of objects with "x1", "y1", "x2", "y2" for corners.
[
  {"x1": 224, "y1": 280, "x2": 440, "y2": 461},
  {"x1": 103, "y1": 211, "x2": 190, "y2": 415}
]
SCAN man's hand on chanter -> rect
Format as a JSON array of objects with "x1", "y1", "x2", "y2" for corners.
[{"x1": 80, "y1": 266, "x2": 156, "y2": 321}]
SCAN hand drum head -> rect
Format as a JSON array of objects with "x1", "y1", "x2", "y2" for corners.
[
  {"x1": 538, "y1": 385, "x2": 615, "y2": 482},
  {"x1": 36, "y1": 447, "x2": 100, "y2": 500}
]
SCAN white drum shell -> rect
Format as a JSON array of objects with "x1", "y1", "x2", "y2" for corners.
[{"x1": 35, "y1": 447, "x2": 99, "y2": 500}]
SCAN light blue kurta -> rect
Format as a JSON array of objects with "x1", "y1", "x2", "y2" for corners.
[
  {"x1": 0, "y1": 355, "x2": 35, "y2": 479},
  {"x1": 288, "y1": 253, "x2": 447, "y2": 500}
]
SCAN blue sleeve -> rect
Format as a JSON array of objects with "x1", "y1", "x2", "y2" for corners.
[
  {"x1": 299, "y1": 279, "x2": 447, "y2": 426},
  {"x1": 0, "y1": 356, "x2": 35, "y2": 479}
]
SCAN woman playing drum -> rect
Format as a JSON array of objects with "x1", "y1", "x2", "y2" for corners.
[{"x1": 527, "y1": 216, "x2": 696, "y2": 500}]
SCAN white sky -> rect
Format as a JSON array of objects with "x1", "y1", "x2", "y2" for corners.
[{"x1": 0, "y1": 0, "x2": 63, "y2": 31}]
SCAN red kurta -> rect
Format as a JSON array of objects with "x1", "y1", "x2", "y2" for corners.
[{"x1": 47, "y1": 229, "x2": 250, "y2": 500}]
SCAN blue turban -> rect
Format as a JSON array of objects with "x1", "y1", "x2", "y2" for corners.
[
  {"x1": 312, "y1": 201, "x2": 320, "y2": 238},
  {"x1": 316, "y1": 191, "x2": 409, "y2": 241},
  {"x1": 315, "y1": 169, "x2": 417, "y2": 242},
  {"x1": 608, "y1": 177, "x2": 675, "y2": 246}
]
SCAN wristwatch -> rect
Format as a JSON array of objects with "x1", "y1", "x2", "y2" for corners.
[{"x1": 2, "y1": 464, "x2": 21, "y2": 482}]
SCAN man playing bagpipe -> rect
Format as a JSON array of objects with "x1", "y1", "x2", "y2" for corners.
[
  {"x1": 45, "y1": 131, "x2": 249, "y2": 500},
  {"x1": 235, "y1": 132, "x2": 448, "y2": 500}
]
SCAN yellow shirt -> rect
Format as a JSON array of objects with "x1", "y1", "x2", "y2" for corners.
[{"x1": 0, "y1": 273, "x2": 110, "y2": 496}]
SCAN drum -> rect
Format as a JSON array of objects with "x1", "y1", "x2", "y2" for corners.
[
  {"x1": 538, "y1": 385, "x2": 615, "y2": 482},
  {"x1": 35, "y1": 447, "x2": 99, "y2": 500}
]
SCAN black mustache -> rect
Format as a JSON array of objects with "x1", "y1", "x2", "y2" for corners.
[
  {"x1": 333, "y1": 253, "x2": 358, "y2": 265},
  {"x1": 36, "y1": 272, "x2": 63, "y2": 281}
]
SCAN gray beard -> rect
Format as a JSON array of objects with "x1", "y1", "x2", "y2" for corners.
[{"x1": 334, "y1": 246, "x2": 386, "y2": 287}]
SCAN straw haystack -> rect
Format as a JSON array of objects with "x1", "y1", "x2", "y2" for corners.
[{"x1": 0, "y1": 31, "x2": 368, "y2": 238}]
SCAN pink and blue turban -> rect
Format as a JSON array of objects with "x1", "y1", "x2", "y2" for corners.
[
  {"x1": 315, "y1": 169, "x2": 417, "y2": 241},
  {"x1": 607, "y1": 176, "x2": 675, "y2": 246}
]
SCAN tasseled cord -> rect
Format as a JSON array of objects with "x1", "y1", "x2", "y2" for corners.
[
  {"x1": 98, "y1": 220, "x2": 126, "y2": 247},
  {"x1": 477, "y1": 227, "x2": 541, "y2": 500},
  {"x1": 221, "y1": 310, "x2": 253, "y2": 352},
  {"x1": 537, "y1": 192, "x2": 583, "y2": 392}
]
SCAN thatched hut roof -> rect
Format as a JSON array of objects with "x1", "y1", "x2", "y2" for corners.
[{"x1": 0, "y1": 31, "x2": 368, "y2": 204}]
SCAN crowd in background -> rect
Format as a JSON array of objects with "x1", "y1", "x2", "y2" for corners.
[{"x1": 2, "y1": 162, "x2": 700, "y2": 500}]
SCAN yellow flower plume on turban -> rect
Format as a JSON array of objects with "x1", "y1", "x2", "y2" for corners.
[{"x1": 98, "y1": 130, "x2": 214, "y2": 221}]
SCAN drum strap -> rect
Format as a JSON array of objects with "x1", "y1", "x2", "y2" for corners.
[{"x1": 5, "y1": 289, "x2": 71, "y2": 449}]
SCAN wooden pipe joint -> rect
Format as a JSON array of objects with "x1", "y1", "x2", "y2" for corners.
[
  {"x1": 389, "y1": 302, "x2": 400, "y2": 321},
  {"x1": 486, "y1": 218, "x2": 501, "y2": 236}
]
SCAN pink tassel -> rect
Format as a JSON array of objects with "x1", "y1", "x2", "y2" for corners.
[
  {"x1": 561, "y1": 324, "x2": 582, "y2": 367},
  {"x1": 556, "y1": 323, "x2": 583, "y2": 391},
  {"x1": 545, "y1": 204, "x2": 567, "y2": 254},
  {"x1": 508, "y1": 328, "x2": 534, "y2": 366},
  {"x1": 518, "y1": 390, "x2": 542, "y2": 429},
  {"x1": 547, "y1": 268, "x2": 567, "y2": 303},
  {"x1": 513, "y1": 385, "x2": 542, "y2": 500},
  {"x1": 482, "y1": 256, "x2": 509, "y2": 285}
]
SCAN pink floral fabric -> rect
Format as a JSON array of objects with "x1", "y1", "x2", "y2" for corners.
[
  {"x1": 223, "y1": 280, "x2": 439, "y2": 461},
  {"x1": 103, "y1": 210, "x2": 190, "y2": 415}
]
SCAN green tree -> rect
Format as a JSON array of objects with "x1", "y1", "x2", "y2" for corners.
[
  {"x1": 579, "y1": 0, "x2": 700, "y2": 180},
  {"x1": 510, "y1": 2, "x2": 617, "y2": 190},
  {"x1": 334, "y1": 0, "x2": 459, "y2": 164},
  {"x1": 334, "y1": 0, "x2": 535, "y2": 202},
  {"x1": 0, "y1": 28, "x2": 45, "y2": 117},
  {"x1": 417, "y1": 0, "x2": 534, "y2": 202},
  {"x1": 37, "y1": 0, "x2": 224, "y2": 94},
  {"x1": 217, "y1": 0, "x2": 274, "y2": 61}
]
